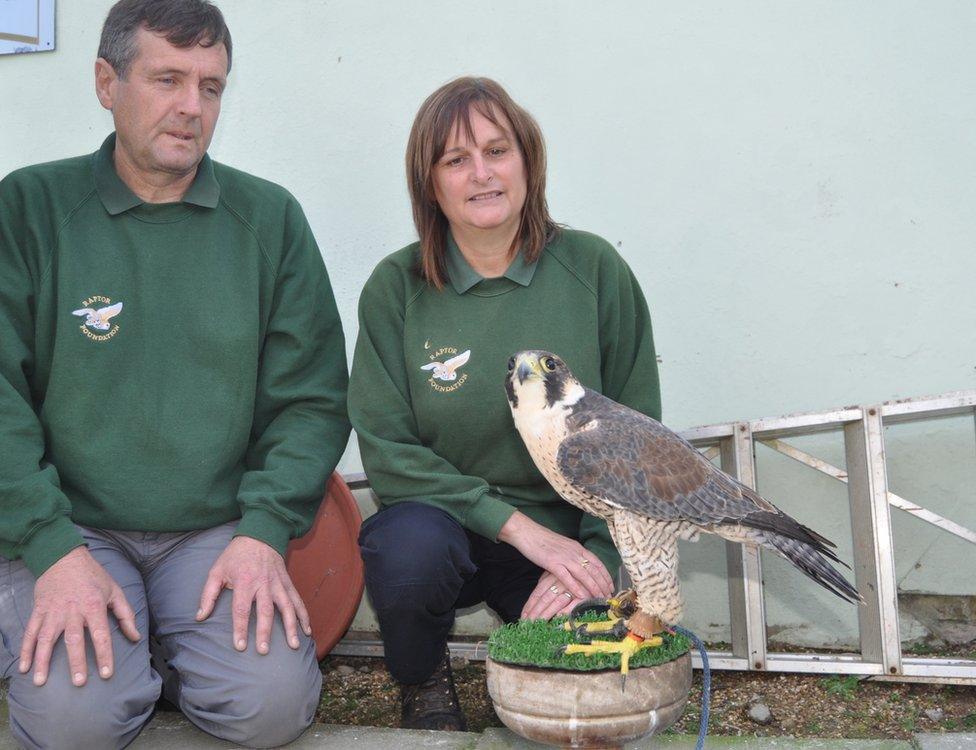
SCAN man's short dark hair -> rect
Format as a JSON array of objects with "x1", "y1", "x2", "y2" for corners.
[{"x1": 98, "y1": 0, "x2": 232, "y2": 79}]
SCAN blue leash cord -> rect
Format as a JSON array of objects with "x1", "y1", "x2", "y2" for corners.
[{"x1": 672, "y1": 625, "x2": 710, "y2": 750}]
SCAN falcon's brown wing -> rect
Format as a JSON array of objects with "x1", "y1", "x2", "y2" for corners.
[{"x1": 557, "y1": 389, "x2": 838, "y2": 553}]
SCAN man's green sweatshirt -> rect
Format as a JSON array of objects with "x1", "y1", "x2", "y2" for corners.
[
  {"x1": 348, "y1": 229, "x2": 660, "y2": 573},
  {"x1": 0, "y1": 135, "x2": 351, "y2": 576}
]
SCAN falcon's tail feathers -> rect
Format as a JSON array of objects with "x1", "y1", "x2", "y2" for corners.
[
  {"x1": 768, "y1": 535, "x2": 864, "y2": 605},
  {"x1": 736, "y1": 485, "x2": 844, "y2": 558},
  {"x1": 791, "y1": 523, "x2": 850, "y2": 569}
]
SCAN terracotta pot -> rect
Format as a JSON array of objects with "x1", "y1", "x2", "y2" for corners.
[
  {"x1": 486, "y1": 653, "x2": 691, "y2": 749},
  {"x1": 285, "y1": 473, "x2": 365, "y2": 659}
]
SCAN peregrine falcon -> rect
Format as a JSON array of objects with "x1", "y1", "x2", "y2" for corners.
[{"x1": 505, "y1": 350, "x2": 861, "y2": 665}]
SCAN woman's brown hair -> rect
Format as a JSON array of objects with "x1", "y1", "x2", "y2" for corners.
[{"x1": 405, "y1": 77, "x2": 557, "y2": 289}]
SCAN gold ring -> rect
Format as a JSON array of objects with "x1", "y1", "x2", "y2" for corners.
[
  {"x1": 580, "y1": 558, "x2": 590, "y2": 568},
  {"x1": 548, "y1": 585, "x2": 559, "y2": 594},
  {"x1": 563, "y1": 591, "x2": 574, "y2": 600}
]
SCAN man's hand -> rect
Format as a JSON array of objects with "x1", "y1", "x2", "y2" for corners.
[
  {"x1": 196, "y1": 536, "x2": 311, "y2": 655},
  {"x1": 19, "y1": 547, "x2": 140, "y2": 687},
  {"x1": 497, "y1": 512, "x2": 614, "y2": 620}
]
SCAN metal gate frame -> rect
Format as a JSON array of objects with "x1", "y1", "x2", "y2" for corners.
[{"x1": 336, "y1": 390, "x2": 976, "y2": 684}]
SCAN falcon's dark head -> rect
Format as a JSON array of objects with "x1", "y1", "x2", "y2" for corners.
[{"x1": 505, "y1": 350, "x2": 579, "y2": 411}]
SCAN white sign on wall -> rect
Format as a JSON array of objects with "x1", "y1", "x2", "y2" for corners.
[{"x1": 0, "y1": 0, "x2": 55, "y2": 55}]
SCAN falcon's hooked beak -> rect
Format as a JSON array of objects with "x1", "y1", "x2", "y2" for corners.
[{"x1": 515, "y1": 352, "x2": 544, "y2": 384}]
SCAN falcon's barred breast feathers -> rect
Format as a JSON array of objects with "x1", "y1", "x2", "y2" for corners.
[{"x1": 505, "y1": 350, "x2": 862, "y2": 637}]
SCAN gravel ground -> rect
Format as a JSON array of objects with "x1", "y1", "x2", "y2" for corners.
[
  {"x1": 316, "y1": 654, "x2": 976, "y2": 740},
  {"x1": 4, "y1": 650, "x2": 973, "y2": 741}
]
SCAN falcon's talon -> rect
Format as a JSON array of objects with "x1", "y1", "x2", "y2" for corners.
[
  {"x1": 610, "y1": 621, "x2": 630, "y2": 639},
  {"x1": 561, "y1": 632, "x2": 664, "y2": 684},
  {"x1": 562, "y1": 592, "x2": 642, "y2": 651},
  {"x1": 573, "y1": 625, "x2": 593, "y2": 643},
  {"x1": 555, "y1": 589, "x2": 665, "y2": 683}
]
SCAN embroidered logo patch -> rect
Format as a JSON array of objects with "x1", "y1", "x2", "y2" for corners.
[
  {"x1": 72, "y1": 295, "x2": 123, "y2": 342},
  {"x1": 421, "y1": 348, "x2": 470, "y2": 392}
]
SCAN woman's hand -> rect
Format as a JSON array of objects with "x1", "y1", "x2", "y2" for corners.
[
  {"x1": 497, "y1": 511, "x2": 614, "y2": 619},
  {"x1": 520, "y1": 571, "x2": 586, "y2": 620}
]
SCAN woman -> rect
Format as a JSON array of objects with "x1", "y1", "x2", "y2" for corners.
[{"x1": 348, "y1": 77, "x2": 660, "y2": 731}]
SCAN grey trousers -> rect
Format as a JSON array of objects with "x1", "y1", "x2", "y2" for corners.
[{"x1": 0, "y1": 523, "x2": 322, "y2": 750}]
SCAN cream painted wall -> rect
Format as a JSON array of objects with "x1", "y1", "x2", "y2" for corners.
[{"x1": 2, "y1": 1, "x2": 974, "y2": 647}]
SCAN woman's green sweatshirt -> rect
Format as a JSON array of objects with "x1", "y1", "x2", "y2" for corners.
[{"x1": 348, "y1": 229, "x2": 660, "y2": 573}]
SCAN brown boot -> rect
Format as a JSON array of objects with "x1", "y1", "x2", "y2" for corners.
[{"x1": 399, "y1": 647, "x2": 468, "y2": 731}]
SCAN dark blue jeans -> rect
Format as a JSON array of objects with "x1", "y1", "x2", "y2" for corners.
[{"x1": 359, "y1": 502, "x2": 542, "y2": 684}]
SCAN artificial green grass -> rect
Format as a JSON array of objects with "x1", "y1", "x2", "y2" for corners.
[{"x1": 488, "y1": 613, "x2": 691, "y2": 671}]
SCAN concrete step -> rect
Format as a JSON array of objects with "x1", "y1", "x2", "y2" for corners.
[
  {"x1": 6, "y1": 701, "x2": 972, "y2": 749},
  {"x1": 477, "y1": 726, "x2": 913, "y2": 748},
  {"x1": 915, "y1": 734, "x2": 976, "y2": 749}
]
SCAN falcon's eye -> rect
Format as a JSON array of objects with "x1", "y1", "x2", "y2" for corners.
[
  {"x1": 507, "y1": 356, "x2": 516, "y2": 372},
  {"x1": 542, "y1": 357, "x2": 557, "y2": 372}
]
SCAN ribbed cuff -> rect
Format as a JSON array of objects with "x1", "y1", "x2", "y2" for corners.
[
  {"x1": 20, "y1": 516, "x2": 86, "y2": 577},
  {"x1": 463, "y1": 492, "x2": 516, "y2": 541},
  {"x1": 234, "y1": 508, "x2": 292, "y2": 557}
]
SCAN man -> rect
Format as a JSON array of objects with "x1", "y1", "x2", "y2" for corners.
[{"x1": 0, "y1": 1, "x2": 350, "y2": 747}]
